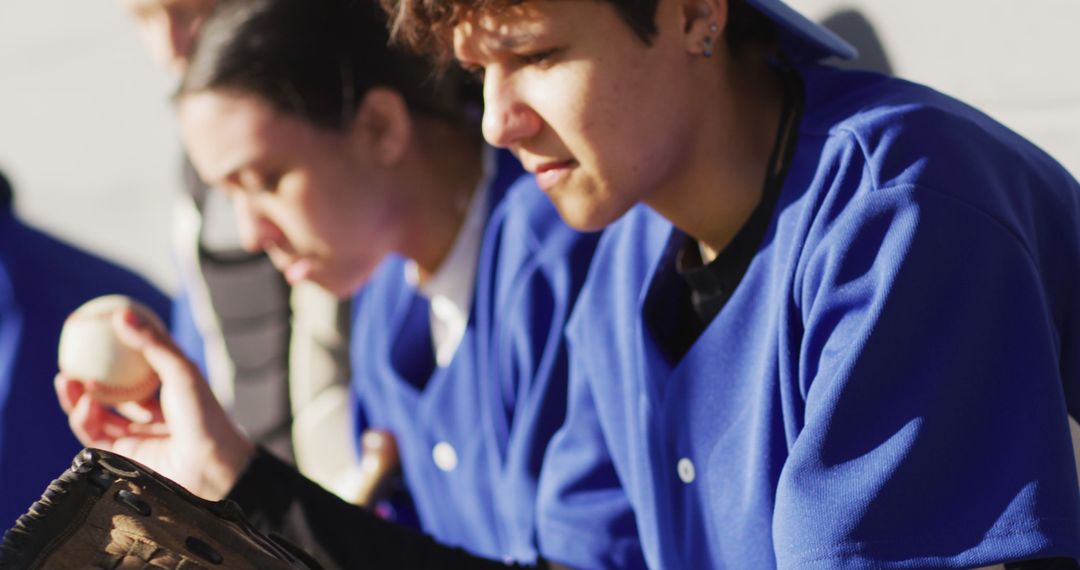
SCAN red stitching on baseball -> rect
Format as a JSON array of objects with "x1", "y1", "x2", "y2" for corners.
[{"x1": 87, "y1": 373, "x2": 160, "y2": 403}]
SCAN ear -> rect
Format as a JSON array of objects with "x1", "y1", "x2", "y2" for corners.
[
  {"x1": 350, "y1": 87, "x2": 412, "y2": 167},
  {"x1": 681, "y1": 0, "x2": 727, "y2": 57}
]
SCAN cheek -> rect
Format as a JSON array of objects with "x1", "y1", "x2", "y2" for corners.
[
  {"x1": 590, "y1": 64, "x2": 692, "y2": 195},
  {"x1": 571, "y1": 59, "x2": 660, "y2": 163},
  {"x1": 302, "y1": 175, "x2": 391, "y2": 265},
  {"x1": 267, "y1": 177, "x2": 333, "y2": 251}
]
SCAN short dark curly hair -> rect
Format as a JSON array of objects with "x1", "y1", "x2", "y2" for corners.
[{"x1": 379, "y1": 0, "x2": 776, "y2": 62}]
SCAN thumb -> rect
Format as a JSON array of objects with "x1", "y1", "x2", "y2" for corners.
[{"x1": 55, "y1": 373, "x2": 86, "y2": 414}]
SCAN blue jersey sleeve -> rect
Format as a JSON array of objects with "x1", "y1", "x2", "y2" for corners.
[
  {"x1": 774, "y1": 185, "x2": 1080, "y2": 568},
  {"x1": 0, "y1": 214, "x2": 172, "y2": 529},
  {"x1": 170, "y1": 289, "x2": 208, "y2": 377},
  {"x1": 536, "y1": 355, "x2": 647, "y2": 570}
]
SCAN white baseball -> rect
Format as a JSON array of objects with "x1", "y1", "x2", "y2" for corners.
[{"x1": 57, "y1": 295, "x2": 164, "y2": 405}]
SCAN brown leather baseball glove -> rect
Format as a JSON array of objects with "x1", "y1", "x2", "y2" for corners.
[{"x1": 0, "y1": 448, "x2": 321, "y2": 569}]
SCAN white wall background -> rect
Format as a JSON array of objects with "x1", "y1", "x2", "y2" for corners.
[
  {"x1": 0, "y1": 1, "x2": 1077, "y2": 294},
  {"x1": 0, "y1": 0, "x2": 181, "y2": 292},
  {"x1": 803, "y1": 0, "x2": 1080, "y2": 176}
]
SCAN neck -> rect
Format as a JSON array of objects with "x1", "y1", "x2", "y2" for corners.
[
  {"x1": 398, "y1": 119, "x2": 485, "y2": 281},
  {"x1": 645, "y1": 48, "x2": 786, "y2": 262}
]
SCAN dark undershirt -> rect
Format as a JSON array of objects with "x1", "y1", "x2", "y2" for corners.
[
  {"x1": 649, "y1": 67, "x2": 804, "y2": 364},
  {"x1": 229, "y1": 447, "x2": 540, "y2": 569}
]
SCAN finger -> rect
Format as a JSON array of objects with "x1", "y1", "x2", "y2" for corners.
[
  {"x1": 85, "y1": 399, "x2": 128, "y2": 444},
  {"x1": 114, "y1": 401, "x2": 157, "y2": 425},
  {"x1": 123, "y1": 420, "x2": 170, "y2": 437},
  {"x1": 123, "y1": 397, "x2": 166, "y2": 424},
  {"x1": 112, "y1": 308, "x2": 200, "y2": 391},
  {"x1": 68, "y1": 390, "x2": 112, "y2": 446},
  {"x1": 101, "y1": 416, "x2": 164, "y2": 440},
  {"x1": 354, "y1": 429, "x2": 401, "y2": 507},
  {"x1": 55, "y1": 373, "x2": 85, "y2": 414},
  {"x1": 112, "y1": 306, "x2": 169, "y2": 352}
]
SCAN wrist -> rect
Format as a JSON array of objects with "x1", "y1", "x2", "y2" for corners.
[{"x1": 200, "y1": 435, "x2": 257, "y2": 501}]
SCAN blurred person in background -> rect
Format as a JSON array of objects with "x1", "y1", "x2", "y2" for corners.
[
  {"x1": 0, "y1": 168, "x2": 170, "y2": 528},
  {"x1": 56, "y1": 0, "x2": 642, "y2": 567},
  {"x1": 116, "y1": 0, "x2": 361, "y2": 498}
]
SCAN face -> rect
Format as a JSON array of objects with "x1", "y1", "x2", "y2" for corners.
[
  {"x1": 453, "y1": 0, "x2": 703, "y2": 230},
  {"x1": 119, "y1": 0, "x2": 216, "y2": 75},
  {"x1": 178, "y1": 91, "x2": 406, "y2": 297}
]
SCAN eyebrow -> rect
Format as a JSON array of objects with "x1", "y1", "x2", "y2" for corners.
[
  {"x1": 197, "y1": 156, "x2": 249, "y2": 190},
  {"x1": 496, "y1": 31, "x2": 537, "y2": 50},
  {"x1": 456, "y1": 15, "x2": 546, "y2": 61}
]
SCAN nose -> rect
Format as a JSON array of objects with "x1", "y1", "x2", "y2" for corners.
[
  {"x1": 147, "y1": 10, "x2": 198, "y2": 73},
  {"x1": 166, "y1": 15, "x2": 193, "y2": 64},
  {"x1": 230, "y1": 193, "x2": 282, "y2": 253},
  {"x1": 481, "y1": 70, "x2": 541, "y2": 148}
]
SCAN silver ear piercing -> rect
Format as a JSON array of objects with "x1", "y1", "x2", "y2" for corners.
[{"x1": 703, "y1": 22, "x2": 718, "y2": 57}]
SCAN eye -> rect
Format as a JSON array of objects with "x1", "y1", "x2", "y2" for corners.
[
  {"x1": 238, "y1": 170, "x2": 281, "y2": 195},
  {"x1": 254, "y1": 176, "x2": 281, "y2": 194},
  {"x1": 516, "y1": 48, "x2": 560, "y2": 68}
]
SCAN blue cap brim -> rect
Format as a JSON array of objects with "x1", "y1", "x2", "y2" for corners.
[{"x1": 745, "y1": 0, "x2": 858, "y2": 61}]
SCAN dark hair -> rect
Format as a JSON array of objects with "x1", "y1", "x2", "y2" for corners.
[
  {"x1": 725, "y1": 0, "x2": 778, "y2": 56},
  {"x1": 380, "y1": 0, "x2": 776, "y2": 62},
  {"x1": 179, "y1": 0, "x2": 478, "y2": 132},
  {"x1": 0, "y1": 169, "x2": 12, "y2": 211}
]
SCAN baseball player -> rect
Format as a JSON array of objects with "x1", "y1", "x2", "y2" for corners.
[
  {"x1": 57, "y1": 0, "x2": 642, "y2": 567},
  {"x1": 382, "y1": 0, "x2": 1080, "y2": 567},
  {"x1": 116, "y1": 0, "x2": 363, "y2": 498}
]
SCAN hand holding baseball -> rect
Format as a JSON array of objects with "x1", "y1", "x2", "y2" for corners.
[
  {"x1": 57, "y1": 295, "x2": 164, "y2": 405},
  {"x1": 55, "y1": 298, "x2": 256, "y2": 500}
]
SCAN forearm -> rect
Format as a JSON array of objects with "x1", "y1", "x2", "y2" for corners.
[{"x1": 227, "y1": 447, "x2": 542, "y2": 570}]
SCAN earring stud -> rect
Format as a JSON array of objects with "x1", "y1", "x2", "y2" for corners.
[{"x1": 703, "y1": 35, "x2": 713, "y2": 58}]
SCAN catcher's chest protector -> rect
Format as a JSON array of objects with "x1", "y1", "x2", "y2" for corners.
[{"x1": 0, "y1": 448, "x2": 320, "y2": 569}]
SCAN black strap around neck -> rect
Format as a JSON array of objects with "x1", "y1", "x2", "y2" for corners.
[{"x1": 651, "y1": 67, "x2": 804, "y2": 364}]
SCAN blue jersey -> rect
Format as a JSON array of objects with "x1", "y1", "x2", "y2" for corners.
[
  {"x1": 0, "y1": 210, "x2": 170, "y2": 529},
  {"x1": 538, "y1": 65, "x2": 1080, "y2": 568},
  {"x1": 171, "y1": 288, "x2": 207, "y2": 376},
  {"x1": 349, "y1": 151, "x2": 644, "y2": 567}
]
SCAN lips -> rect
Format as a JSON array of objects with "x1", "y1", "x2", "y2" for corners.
[{"x1": 530, "y1": 159, "x2": 576, "y2": 191}]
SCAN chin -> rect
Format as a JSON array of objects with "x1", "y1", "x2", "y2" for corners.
[
  {"x1": 551, "y1": 193, "x2": 630, "y2": 233},
  {"x1": 322, "y1": 268, "x2": 379, "y2": 299},
  {"x1": 299, "y1": 274, "x2": 349, "y2": 299},
  {"x1": 324, "y1": 285, "x2": 355, "y2": 300},
  {"x1": 326, "y1": 278, "x2": 366, "y2": 300}
]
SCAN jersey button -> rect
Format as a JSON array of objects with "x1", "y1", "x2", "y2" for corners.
[
  {"x1": 433, "y1": 442, "x2": 458, "y2": 472},
  {"x1": 677, "y1": 458, "x2": 696, "y2": 484}
]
